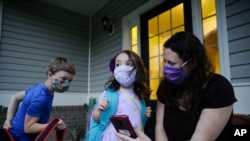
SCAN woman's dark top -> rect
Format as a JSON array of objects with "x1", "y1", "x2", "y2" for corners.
[{"x1": 157, "y1": 74, "x2": 237, "y2": 141}]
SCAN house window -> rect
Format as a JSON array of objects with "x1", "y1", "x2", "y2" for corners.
[
  {"x1": 147, "y1": 3, "x2": 184, "y2": 99},
  {"x1": 131, "y1": 26, "x2": 138, "y2": 53},
  {"x1": 201, "y1": 0, "x2": 219, "y2": 73}
]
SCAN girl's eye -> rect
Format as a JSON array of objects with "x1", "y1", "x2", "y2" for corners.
[
  {"x1": 126, "y1": 63, "x2": 133, "y2": 66},
  {"x1": 115, "y1": 63, "x2": 120, "y2": 67}
]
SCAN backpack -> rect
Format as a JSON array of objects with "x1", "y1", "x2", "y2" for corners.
[{"x1": 84, "y1": 89, "x2": 147, "y2": 141}]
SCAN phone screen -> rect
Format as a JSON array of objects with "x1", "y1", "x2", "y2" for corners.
[{"x1": 110, "y1": 115, "x2": 137, "y2": 138}]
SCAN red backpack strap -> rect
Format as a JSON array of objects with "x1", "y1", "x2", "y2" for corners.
[
  {"x1": 0, "y1": 128, "x2": 15, "y2": 141},
  {"x1": 35, "y1": 117, "x2": 66, "y2": 141}
]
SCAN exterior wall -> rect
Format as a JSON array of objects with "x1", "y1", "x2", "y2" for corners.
[
  {"x1": 225, "y1": 0, "x2": 250, "y2": 114},
  {"x1": 226, "y1": 0, "x2": 250, "y2": 83},
  {"x1": 0, "y1": 0, "x2": 90, "y2": 106}
]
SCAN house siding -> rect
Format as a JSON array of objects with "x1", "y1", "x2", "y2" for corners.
[
  {"x1": 0, "y1": 0, "x2": 89, "y2": 93},
  {"x1": 226, "y1": 0, "x2": 250, "y2": 83},
  {"x1": 225, "y1": 0, "x2": 250, "y2": 114},
  {"x1": 90, "y1": 0, "x2": 148, "y2": 93}
]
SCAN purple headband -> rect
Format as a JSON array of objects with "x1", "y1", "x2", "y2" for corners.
[{"x1": 109, "y1": 56, "x2": 116, "y2": 73}]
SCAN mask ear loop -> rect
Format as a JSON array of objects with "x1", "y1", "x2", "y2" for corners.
[{"x1": 181, "y1": 59, "x2": 191, "y2": 68}]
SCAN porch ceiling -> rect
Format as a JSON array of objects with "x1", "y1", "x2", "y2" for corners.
[{"x1": 39, "y1": 0, "x2": 109, "y2": 16}]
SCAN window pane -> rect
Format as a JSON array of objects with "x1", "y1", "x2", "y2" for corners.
[
  {"x1": 131, "y1": 26, "x2": 138, "y2": 45},
  {"x1": 172, "y1": 26, "x2": 184, "y2": 35},
  {"x1": 172, "y1": 4, "x2": 184, "y2": 28},
  {"x1": 149, "y1": 36, "x2": 159, "y2": 57},
  {"x1": 149, "y1": 57, "x2": 160, "y2": 79},
  {"x1": 159, "y1": 31, "x2": 171, "y2": 55},
  {"x1": 150, "y1": 79, "x2": 159, "y2": 99},
  {"x1": 201, "y1": 0, "x2": 216, "y2": 18},
  {"x1": 132, "y1": 45, "x2": 138, "y2": 53},
  {"x1": 148, "y1": 16, "x2": 158, "y2": 37},
  {"x1": 159, "y1": 11, "x2": 170, "y2": 33},
  {"x1": 203, "y1": 16, "x2": 217, "y2": 46}
]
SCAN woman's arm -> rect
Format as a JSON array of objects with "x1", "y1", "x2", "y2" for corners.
[
  {"x1": 191, "y1": 105, "x2": 233, "y2": 141},
  {"x1": 3, "y1": 91, "x2": 25, "y2": 128},
  {"x1": 155, "y1": 100, "x2": 168, "y2": 141}
]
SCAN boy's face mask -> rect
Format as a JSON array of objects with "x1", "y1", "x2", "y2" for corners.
[{"x1": 51, "y1": 79, "x2": 70, "y2": 93}]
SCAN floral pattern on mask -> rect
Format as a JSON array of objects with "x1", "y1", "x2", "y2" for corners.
[{"x1": 51, "y1": 79, "x2": 70, "y2": 93}]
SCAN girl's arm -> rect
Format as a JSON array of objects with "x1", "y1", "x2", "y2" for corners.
[
  {"x1": 3, "y1": 91, "x2": 25, "y2": 128},
  {"x1": 155, "y1": 100, "x2": 168, "y2": 141},
  {"x1": 191, "y1": 105, "x2": 233, "y2": 141},
  {"x1": 92, "y1": 97, "x2": 109, "y2": 122}
]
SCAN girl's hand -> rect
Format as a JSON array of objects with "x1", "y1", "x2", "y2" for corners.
[
  {"x1": 57, "y1": 119, "x2": 66, "y2": 130},
  {"x1": 145, "y1": 106, "x2": 152, "y2": 118},
  {"x1": 98, "y1": 97, "x2": 109, "y2": 111}
]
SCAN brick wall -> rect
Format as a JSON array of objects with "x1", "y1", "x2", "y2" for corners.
[{"x1": 0, "y1": 105, "x2": 88, "y2": 141}]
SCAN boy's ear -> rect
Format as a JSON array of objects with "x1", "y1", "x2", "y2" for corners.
[{"x1": 47, "y1": 71, "x2": 53, "y2": 78}]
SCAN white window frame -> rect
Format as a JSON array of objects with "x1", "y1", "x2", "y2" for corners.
[{"x1": 122, "y1": 0, "x2": 165, "y2": 56}]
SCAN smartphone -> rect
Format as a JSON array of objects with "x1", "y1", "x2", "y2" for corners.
[{"x1": 110, "y1": 115, "x2": 137, "y2": 138}]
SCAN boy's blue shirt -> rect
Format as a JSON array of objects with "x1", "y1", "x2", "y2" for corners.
[{"x1": 10, "y1": 83, "x2": 53, "y2": 140}]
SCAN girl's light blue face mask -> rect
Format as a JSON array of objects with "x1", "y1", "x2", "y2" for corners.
[
  {"x1": 163, "y1": 59, "x2": 190, "y2": 84},
  {"x1": 51, "y1": 79, "x2": 70, "y2": 93}
]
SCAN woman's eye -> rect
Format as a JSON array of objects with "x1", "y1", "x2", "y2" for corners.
[{"x1": 115, "y1": 63, "x2": 120, "y2": 67}]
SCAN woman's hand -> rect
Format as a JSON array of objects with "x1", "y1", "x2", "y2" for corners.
[{"x1": 116, "y1": 126, "x2": 151, "y2": 141}]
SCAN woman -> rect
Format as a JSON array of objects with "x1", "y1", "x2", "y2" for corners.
[{"x1": 155, "y1": 31, "x2": 237, "y2": 141}]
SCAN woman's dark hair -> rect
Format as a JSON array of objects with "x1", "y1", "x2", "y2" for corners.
[
  {"x1": 157, "y1": 31, "x2": 215, "y2": 120},
  {"x1": 105, "y1": 50, "x2": 151, "y2": 99}
]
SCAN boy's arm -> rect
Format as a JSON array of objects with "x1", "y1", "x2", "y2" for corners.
[
  {"x1": 3, "y1": 91, "x2": 25, "y2": 128},
  {"x1": 24, "y1": 115, "x2": 48, "y2": 133}
]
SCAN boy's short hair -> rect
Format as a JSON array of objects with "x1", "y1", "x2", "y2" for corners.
[{"x1": 46, "y1": 57, "x2": 76, "y2": 75}]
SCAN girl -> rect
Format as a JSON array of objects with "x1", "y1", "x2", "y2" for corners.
[{"x1": 87, "y1": 50, "x2": 151, "y2": 141}]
